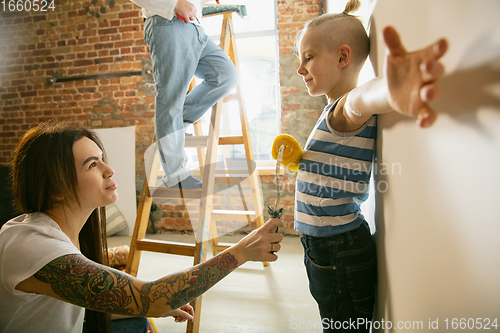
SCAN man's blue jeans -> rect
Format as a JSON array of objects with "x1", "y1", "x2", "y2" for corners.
[
  {"x1": 144, "y1": 16, "x2": 239, "y2": 186},
  {"x1": 300, "y1": 221, "x2": 377, "y2": 332}
]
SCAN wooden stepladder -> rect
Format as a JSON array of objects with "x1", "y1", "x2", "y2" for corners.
[{"x1": 126, "y1": 9, "x2": 266, "y2": 333}]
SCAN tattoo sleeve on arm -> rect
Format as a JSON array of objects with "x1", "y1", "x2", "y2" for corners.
[
  {"x1": 34, "y1": 252, "x2": 238, "y2": 316},
  {"x1": 34, "y1": 254, "x2": 139, "y2": 316},
  {"x1": 148, "y1": 252, "x2": 238, "y2": 310}
]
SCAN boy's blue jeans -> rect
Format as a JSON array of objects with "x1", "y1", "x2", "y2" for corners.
[
  {"x1": 300, "y1": 221, "x2": 377, "y2": 332},
  {"x1": 144, "y1": 16, "x2": 239, "y2": 186}
]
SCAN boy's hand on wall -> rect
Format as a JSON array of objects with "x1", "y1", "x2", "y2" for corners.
[{"x1": 383, "y1": 26, "x2": 448, "y2": 128}]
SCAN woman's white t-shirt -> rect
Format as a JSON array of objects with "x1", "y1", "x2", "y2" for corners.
[{"x1": 0, "y1": 213, "x2": 84, "y2": 333}]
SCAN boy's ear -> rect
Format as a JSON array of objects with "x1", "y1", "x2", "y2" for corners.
[{"x1": 338, "y1": 45, "x2": 351, "y2": 68}]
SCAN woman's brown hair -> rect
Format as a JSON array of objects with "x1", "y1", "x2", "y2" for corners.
[{"x1": 11, "y1": 121, "x2": 111, "y2": 333}]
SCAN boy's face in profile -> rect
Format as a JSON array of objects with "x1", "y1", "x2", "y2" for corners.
[{"x1": 297, "y1": 27, "x2": 343, "y2": 100}]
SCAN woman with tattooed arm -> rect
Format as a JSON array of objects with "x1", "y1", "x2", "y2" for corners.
[{"x1": 0, "y1": 122, "x2": 283, "y2": 333}]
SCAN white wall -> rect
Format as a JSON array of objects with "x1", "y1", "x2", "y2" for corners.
[
  {"x1": 372, "y1": 0, "x2": 500, "y2": 331},
  {"x1": 94, "y1": 126, "x2": 137, "y2": 236}
]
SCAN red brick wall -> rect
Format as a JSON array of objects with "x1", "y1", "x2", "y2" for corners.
[
  {"x1": 0, "y1": 0, "x2": 323, "y2": 235},
  {"x1": 0, "y1": 0, "x2": 154, "y2": 173}
]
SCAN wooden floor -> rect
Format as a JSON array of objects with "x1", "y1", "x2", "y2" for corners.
[{"x1": 108, "y1": 233, "x2": 321, "y2": 333}]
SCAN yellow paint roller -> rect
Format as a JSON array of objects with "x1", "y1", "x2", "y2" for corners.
[
  {"x1": 271, "y1": 134, "x2": 303, "y2": 172},
  {"x1": 267, "y1": 134, "x2": 303, "y2": 225}
]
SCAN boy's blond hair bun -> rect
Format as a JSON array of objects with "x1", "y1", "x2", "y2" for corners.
[{"x1": 343, "y1": 0, "x2": 361, "y2": 15}]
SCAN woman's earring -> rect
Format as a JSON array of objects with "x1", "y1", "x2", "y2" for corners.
[{"x1": 53, "y1": 194, "x2": 64, "y2": 201}]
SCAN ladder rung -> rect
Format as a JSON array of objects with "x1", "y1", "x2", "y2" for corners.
[
  {"x1": 192, "y1": 169, "x2": 250, "y2": 176},
  {"x1": 213, "y1": 242, "x2": 233, "y2": 253},
  {"x1": 223, "y1": 94, "x2": 238, "y2": 103},
  {"x1": 185, "y1": 136, "x2": 208, "y2": 148},
  {"x1": 184, "y1": 136, "x2": 244, "y2": 148},
  {"x1": 154, "y1": 173, "x2": 249, "y2": 183},
  {"x1": 150, "y1": 173, "x2": 250, "y2": 186},
  {"x1": 219, "y1": 136, "x2": 244, "y2": 145},
  {"x1": 191, "y1": 172, "x2": 249, "y2": 184},
  {"x1": 136, "y1": 239, "x2": 196, "y2": 257},
  {"x1": 226, "y1": 175, "x2": 250, "y2": 182},
  {"x1": 150, "y1": 187, "x2": 202, "y2": 199},
  {"x1": 212, "y1": 209, "x2": 255, "y2": 221},
  {"x1": 213, "y1": 176, "x2": 249, "y2": 185}
]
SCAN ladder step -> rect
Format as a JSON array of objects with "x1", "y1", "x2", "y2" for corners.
[
  {"x1": 219, "y1": 136, "x2": 244, "y2": 145},
  {"x1": 216, "y1": 176, "x2": 248, "y2": 184},
  {"x1": 212, "y1": 209, "x2": 255, "y2": 221},
  {"x1": 150, "y1": 187, "x2": 202, "y2": 199},
  {"x1": 156, "y1": 167, "x2": 250, "y2": 177},
  {"x1": 213, "y1": 242, "x2": 234, "y2": 254},
  {"x1": 192, "y1": 169, "x2": 250, "y2": 176},
  {"x1": 192, "y1": 173, "x2": 249, "y2": 184},
  {"x1": 223, "y1": 93, "x2": 238, "y2": 103},
  {"x1": 151, "y1": 174, "x2": 249, "y2": 186},
  {"x1": 185, "y1": 136, "x2": 208, "y2": 148},
  {"x1": 184, "y1": 135, "x2": 244, "y2": 148},
  {"x1": 136, "y1": 239, "x2": 196, "y2": 257}
]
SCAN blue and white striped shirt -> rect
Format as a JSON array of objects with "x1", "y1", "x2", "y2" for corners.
[{"x1": 294, "y1": 99, "x2": 376, "y2": 237}]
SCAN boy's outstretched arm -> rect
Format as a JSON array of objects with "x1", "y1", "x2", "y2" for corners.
[{"x1": 342, "y1": 26, "x2": 448, "y2": 129}]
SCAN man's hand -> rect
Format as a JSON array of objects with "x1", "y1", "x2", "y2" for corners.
[
  {"x1": 383, "y1": 26, "x2": 448, "y2": 127},
  {"x1": 174, "y1": 0, "x2": 197, "y2": 23}
]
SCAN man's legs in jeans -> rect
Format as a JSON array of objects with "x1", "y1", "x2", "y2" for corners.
[
  {"x1": 145, "y1": 16, "x2": 238, "y2": 189},
  {"x1": 300, "y1": 222, "x2": 377, "y2": 332}
]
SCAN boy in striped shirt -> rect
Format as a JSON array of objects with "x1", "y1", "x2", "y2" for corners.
[{"x1": 294, "y1": 1, "x2": 447, "y2": 331}]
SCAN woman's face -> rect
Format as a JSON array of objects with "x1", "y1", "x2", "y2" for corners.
[{"x1": 72, "y1": 137, "x2": 118, "y2": 211}]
